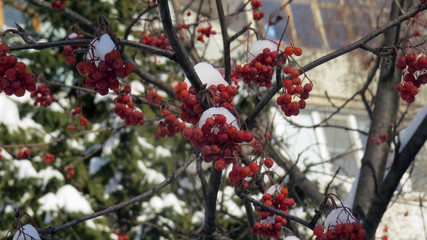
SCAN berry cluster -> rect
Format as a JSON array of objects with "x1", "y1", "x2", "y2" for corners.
[
  {"x1": 0, "y1": 43, "x2": 36, "y2": 97},
  {"x1": 278, "y1": 47, "x2": 312, "y2": 116},
  {"x1": 145, "y1": 90, "x2": 162, "y2": 105},
  {"x1": 17, "y1": 148, "x2": 31, "y2": 160},
  {"x1": 252, "y1": 186, "x2": 295, "y2": 238},
  {"x1": 395, "y1": 53, "x2": 427, "y2": 103},
  {"x1": 31, "y1": 84, "x2": 56, "y2": 107},
  {"x1": 0, "y1": 149, "x2": 3, "y2": 161},
  {"x1": 251, "y1": 0, "x2": 264, "y2": 20},
  {"x1": 313, "y1": 222, "x2": 366, "y2": 240},
  {"x1": 63, "y1": 33, "x2": 83, "y2": 66},
  {"x1": 72, "y1": 106, "x2": 81, "y2": 116},
  {"x1": 80, "y1": 116, "x2": 88, "y2": 127},
  {"x1": 174, "y1": 82, "x2": 236, "y2": 125},
  {"x1": 370, "y1": 133, "x2": 388, "y2": 145},
  {"x1": 44, "y1": 153, "x2": 55, "y2": 163},
  {"x1": 66, "y1": 125, "x2": 76, "y2": 131},
  {"x1": 77, "y1": 49, "x2": 134, "y2": 95},
  {"x1": 141, "y1": 34, "x2": 170, "y2": 50},
  {"x1": 227, "y1": 162, "x2": 259, "y2": 186},
  {"x1": 65, "y1": 164, "x2": 75, "y2": 179},
  {"x1": 183, "y1": 113, "x2": 252, "y2": 151},
  {"x1": 51, "y1": 0, "x2": 82, "y2": 10},
  {"x1": 235, "y1": 48, "x2": 277, "y2": 88},
  {"x1": 156, "y1": 108, "x2": 185, "y2": 137},
  {"x1": 113, "y1": 84, "x2": 145, "y2": 126},
  {"x1": 197, "y1": 25, "x2": 217, "y2": 43}
]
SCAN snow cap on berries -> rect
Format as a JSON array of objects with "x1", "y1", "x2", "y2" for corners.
[
  {"x1": 198, "y1": 107, "x2": 240, "y2": 130},
  {"x1": 86, "y1": 34, "x2": 116, "y2": 62},
  {"x1": 266, "y1": 184, "x2": 282, "y2": 195},
  {"x1": 324, "y1": 206, "x2": 356, "y2": 229},
  {"x1": 13, "y1": 224, "x2": 41, "y2": 240},
  {"x1": 248, "y1": 40, "x2": 278, "y2": 62},
  {"x1": 184, "y1": 62, "x2": 228, "y2": 89}
]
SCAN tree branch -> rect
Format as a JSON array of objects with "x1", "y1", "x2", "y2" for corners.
[{"x1": 215, "y1": 0, "x2": 231, "y2": 84}]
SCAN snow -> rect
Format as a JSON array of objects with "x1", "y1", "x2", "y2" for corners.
[
  {"x1": 38, "y1": 166, "x2": 64, "y2": 191},
  {"x1": 191, "y1": 210, "x2": 205, "y2": 224},
  {"x1": 38, "y1": 185, "x2": 92, "y2": 214},
  {"x1": 198, "y1": 107, "x2": 240, "y2": 130},
  {"x1": 102, "y1": 133, "x2": 120, "y2": 157},
  {"x1": 266, "y1": 184, "x2": 282, "y2": 195},
  {"x1": 13, "y1": 160, "x2": 38, "y2": 180},
  {"x1": 324, "y1": 206, "x2": 356, "y2": 229},
  {"x1": 137, "y1": 160, "x2": 165, "y2": 184},
  {"x1": 155, "y1": 145, "x2": 172, "y2": 158},
  {"x1": 248, "y1": 40, "x2": 278, "y2": 62},
  {"x1": 137, "y1": 137, "x2": 155, "y2": 150},
  {"x1": 86, "y1": 34, "x2": 116, "y2": 62},
  {"x1": 13, "y1": 224, "x2": 41, "y2": 240},
  {"x1": 0, "y1": 94, "x2": 21, "y2": 133},
  {"x1": 147, "y1": 193, "x2": 185, "y2": 215},
  {"x1": 184, "y1": 62, "x2": 228, "y2": 89},
  {"x1": 399, "y1": 103, "x2": 427, "y2": 153},
  {"x1": 89, "y1": 157, "x2": 111, "y2": 176},
  {"x1": 103, "y1": 171, "x2": 123, "y2": 199}
]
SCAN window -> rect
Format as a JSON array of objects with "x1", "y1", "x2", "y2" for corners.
[{"x1": 259, "y1": 0, "x2": 391, "y2": 49}]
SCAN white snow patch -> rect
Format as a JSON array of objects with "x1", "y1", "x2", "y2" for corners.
[
  {"x1": 130, "y1": 81, "x2": 145, "y2": 95},
  {"x1": 399, "y1": 103, "x2": 427, "y2": 152},
  {"x1": 38, "y1": 166, "x2": 64, "y2": 190},
  {"x1": 102, "y1": 133, "x2": 120, "y2": 156},
  {"x1": 103, "y1": 171, "x2": 123, "y2": 199},
  {"x1": 38, "y1": 185, "x2": 92, "y2": 214},
  {"x1": 184, "y1": 62, "x2": 228, "y2": 89},
  {"x1": 49, "y1": 102, "x2": 64, "y2": 113},
  {"x1": 198, "y1": 107, "x2": 240, "y2": 131},
  {"x1": 248, "y1": 40, "x2": 278, "y2": 63},
  {"x1": 284, "y1": 236, "x2": 301, "y2": 240},
  {"x1": 191, "y1": 210, "x2": 205, "y2": 224},
  {"x1": 137, "y1": 137, "x2": 155, "y2": 150},
  {"x1": 155, "y1": 145, "x2": 172, "y2": 158},
  {"x1": 0, "y1": 94, "x2": 21, "y2": 132},
  {"x1": 137, "y1": 160, "x2": 165, "y2": 184},
  {"x1": 324, "y1": 206, "x2": 356, "y2": 229},
  {"x1": 148, "y1": 193, "x2": 185, "y2": 215},
  {"x1": 13, "y1": 224, "x2": 41, "y2": 240},
  {"x1": 86, "y1": 34, "x2": 116, "y2": 62},
  {"x1": 89, "y1": 157, "x2": 111, "y2": 175},
  {"x1": 14, "y1": 160, "x2": 38, "y2": 180}
]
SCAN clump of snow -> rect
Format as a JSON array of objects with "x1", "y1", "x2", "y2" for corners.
[
  {"x1": 324, "y1": 206, "x2": 356, "y2": 229},
  {"x1": 14, "y1": 160, "x2": 38, "y2": 180},
  {"x1": 198, "y1": 107, "x2": 240, "y2": 130},
  {"x1": 13, "y1": 224, "x2": 41, "y2": 240},
  {"x1": 266, "y1": 184, "x2": 282, "y2": 195},
  {"x1": 0, "y1": 94, "x2": 20, "y2": 133},
  {"x1": 103, "y1": 171, "x2": 123, "y2": 199},
  {"x1": 89, "y1": 157, "x2": 111, "y2": 176},
  {"x1": 155, "y1": 145, "x2": 172, "y2": 158},
  {"x1": 137, "y1": 160, "x2": 165, "y2": 184},
  {"x1": 137, "y1": 137, "x2": 155, "y2": 150},
  {"x1": 38, "y1": 185, "x2": 92, "y2": 214},
  {"x1": 147, "y1": 193, "x2": 185, "y2": 215},
  {"x1": 399, "y1": 103, "x2": 427, "y2": 153},
  {"x1": 184, "y1": 62, "x2": 228, "y2": 89},
  {"x1": 248, "y1": 40, "x2": 278, "y2": 63},
  {"x1": 86, "y1": 34, "x2": 116, "y2": 62},
  {"x1": 191, "y1": 210, "x2": 205, "y2": 224},
  {"x1": 38, "y1": 167, "x2": 64, "y2": 191},
  {"x1": 102, "y1": 133, "x2": 120, "y2": 157}
]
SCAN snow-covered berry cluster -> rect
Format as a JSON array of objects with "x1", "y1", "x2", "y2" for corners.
[
  {"x1": 252, "y1": 185, "x2": 295, "y2": 238},
  {"x1": 76, "y1": 34, "x2": 134, "y2": 95},
  {"x1": 175, "y1": 62, "x2": 236, "y2": 125},
  {"x1": 0, "y1": 43, "x2": 36, "y2": 97},
  {"x1": 31, "y1": 84, "x2": 56, "y2": 107}
]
